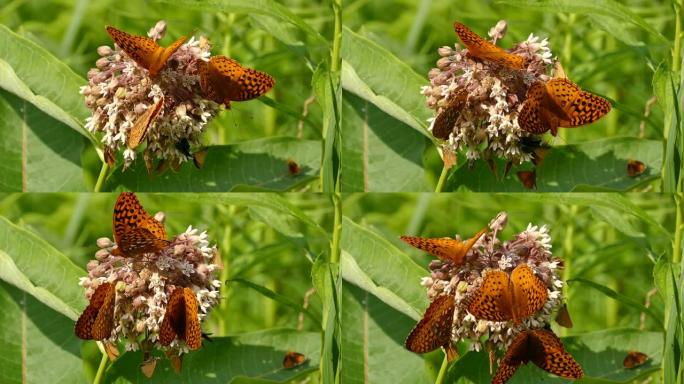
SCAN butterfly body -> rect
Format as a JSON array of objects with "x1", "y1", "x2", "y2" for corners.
[
  {"x1": 112, "y1": 192, "x2": 169, "y2": 257},
  {"x1": 467, "y1": 264, "x2": 548, "y2": 324},
  {"x1": 75, "y1": 282, "x2": 116, "y2": 340},
  {"x1": 492, "y1": 329, "x2": 583, "y2": 383},
  {"x1": 405, "y1": 295, "x2": 455, "y2": 353},
  {"x1": 454, "y1": 22, "x2": 527, "y2": 70},
  {"x1": 159, "y1": 287, "x2": 202, "y2": 350},
  {"x1": 518, "y1": 78, "x2": 611, "y2": 136},
  {"x1": 198, "y1": 55, "x2": 275, "y2": 108},
  {"x1": 106, "y1": 26, "x2": 187, "y2": 77}
]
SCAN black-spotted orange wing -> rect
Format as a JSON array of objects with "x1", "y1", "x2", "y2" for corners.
[
  {"x1": 432, "y1": 91, "x2": 467, "y2": 140},
  {"x1": 128, "y1": 95, "x2": 164, "y2": 149},
  {"x1": 283, "y1": 351, "x2": 307, "y2": 369},
  {"x1": 405, "y1": 295, "x2": 455, "y2": 353},
  {"x1": 159, "y1": 287, "x2": 202, "y2": 350},
  {"x1": 106, "y1": 26, "x2": 187, "y2": 77},
  {"x1": 400, "y1": 228, "x2": 486, "y2": 265},
  {"x1": 199, "y1": 55, "x2": 275, "y2": 108},
  {"x1": 112, "y1": 192, "x2": 169, "y2": 257},
  {"x1": 623, "y1": 351, "x2": 648, "y2": 369},
  {"x1": 627, "y1": 160, "x2": 646, "y2": 177},
  {"x1": 454, "y1": 22, "x2": 527, "y2": 70},
  {"x1": 75, "y1": 282, "x2": 115, "y2": 340}
]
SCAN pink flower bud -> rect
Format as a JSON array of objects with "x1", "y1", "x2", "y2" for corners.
[{"x1": 97, "y1": 45, "x2": 113, "y2": 56}]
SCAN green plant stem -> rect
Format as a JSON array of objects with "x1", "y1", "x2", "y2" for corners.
[
  {"x1": 435, "y1": 163, "x2": 449, "y2": 192},
  {"x1": 330, "y1": 0, "x2": 342, "y2": 74},
  {"x1": 674, "y1": 194, "x2": 683, "y2": 264},
  {"x1": 674, "y1": 2, "x2": 682, "y2": 74},
  {"x1": 93, "y1": 349, "x2": 108, "y2": 384},
  {"x1": 435, "y1": 353, "x2": 448, "y2": 384},
  {"x1": 330, "y1": 192, "x2": 342, "y2": 264},
  {"x1": 93, "y1": 161, "x2": 109, "y2": 192}
]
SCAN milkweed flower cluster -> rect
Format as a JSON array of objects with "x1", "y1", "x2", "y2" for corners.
[
  {"x1": 79, "y1": 224, "x2": 222, "y2": 354},
  {"x1": 421, "y1": 212, "x2": 564, "y2": 353},
  {"x1": 423, "y1": 21, "x2": 555, "y2": 165},
  {"x1": 80, "y1": 20, "x2": 220, "y2": 170}
]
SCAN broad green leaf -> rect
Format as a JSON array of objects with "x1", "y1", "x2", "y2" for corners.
[
  {"x1": 341, "y1": 92, "x2": 428, "y2": 192},
  {"x1": 341, "y1": 27, "x2": 431, "y2": 134},
  {"x1": 446, "y1": 329, "x2": 663, "y2": 383},
  {"x1": 105, "y1": 138, "x2": 320, "y2": 192},
  {"x1": 340, "y1": 217, "x2": 427, "y2": 314},
  {"x1": 496, "y1": 0, "x2": 668, "y2": 43},
  {"x1": 0, "y1": 60, "x2": 85, "y2": 136},
  {"x1": 0, "y1": 90, "x2": 86, "y2": 192},
  {"x1": 0, "y1": 216, "x2": 87, "y2": 313},
  {"x1": 153, "y1": 0, "x2": 326, "y2": 46},
  {"x1": 229, "y1": 278, "x2": 320, "y2": 325},
  {"x1": 0, "y1": 282, "x2": 87, "y2": 384},
  {"x1": 588, "y1": 14, "x2": 645, "y2": 47},
  {"x1": 447, "y1": 138, "x2": 662, "y2": 192},
  {"x1": 341, "y1": 283, "x2": 431, "y2": 384},
  {"x1": 106, "y1": 329, "x2": 320, "y2": 383},
  {"x1": 0, "y1": 24, "x2": 89, "y2": 122}
]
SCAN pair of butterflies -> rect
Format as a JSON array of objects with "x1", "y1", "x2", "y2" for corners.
[
  {"x1": 105, "y1": 26, "x2": 275, "y2": 150},
  {"x1": 401, "y1": 229, "x2": 582, "y2": 382},
  {"x1": 75, "y1": 193, "x2": 202, "y2": 351},
  {"x1": 432, "y1": 22, "x2": 611, "y2": 140}
]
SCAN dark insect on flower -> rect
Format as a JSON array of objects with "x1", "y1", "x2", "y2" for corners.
[
  {"x1": 623, "y1": 350, "x2": 648, "y2": 369},
  {"x1": 627, "y1": 160, "x2": 646, "y2": 177},
  {"x1": 492, "y1": 328, "x2": 583, "y2": 384},
  {"x1": 518, "y1": 78, "x2": 612, "y2": 136},
  {"x1": 75, "y1": 282, "x2": 115, "y2": 340},
  {"x1": 282, "y1": 351, "x2": 307, "y2": 369},
  {"x1": 287, "y1": 159, "x2": 301, "y2": 176},
  {"x1": 199, "y1": 55, "x2": 275, "y2": 108},
  {"x1": 111, "y1": 192, "x2": 170, "y2": 257},
  {"x1": 517, "y1": 170, "x2": 536, "y2": 190},
  {"x1": 400, "y1": 228, "x2": 486, "y2": 265},
  {"x1": 466, "y1": 264, "x2": 548, "y2": 324},
  {"x1": 159, "y1": 287, "x2": 203, "y2": 350},
  {"x1": 454, "y1": 22, "x2": 527, "y2": 70}
]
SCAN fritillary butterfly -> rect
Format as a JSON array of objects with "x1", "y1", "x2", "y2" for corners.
[
  {"x1": 454, "y1": 22, "x2": 527, "y2": 70},
  {"x1": 627, "y1": 160, "x2": 646, "y2": 177},
  {"x1": 112, "y1": 192, "x2": 169, "y2": 257},
  {"x1": 405, "y1": 295, "x2": 455, "y2": 354},
  {"x1": 623, "y1": 351, "x2": 648, "y2": 369},
  {"x1": 159, "y1": 287, "x2": 202, "y2": 350},
  {"x1": 467, "y1": 264, "x2": 548, "y2": 324},
  {"x1": 106, "y1": 26, "x2": 187, "y2": 77},
  {"x1": 432, "y1": 90, "x2": 467, "y2": 140},
  {"x1": 517, "y1": 170, "x2": 536, "y2": 190},
  {"x1": 198, "y1": 55, "x2": 275, "y2": 108},
  {"x1": 518, "y1": 78, "x2": 612, "y2": 136},
  {"x1": 75, "y1": 282, "x2": 115, "y2": 340},
  {"x1": 128, "y1": 95, "x2": 164, "y2": 149},
  {"x1": 400, "y1": 228, "x2": 486, "y2": 266},
  {"x1": 492, "y1": 328, "x2": 583, "y2": 384},
  {"x1": 283, "y1": 351, "x2": 307, "y2": 369},
  {"x1": 554, "y1": 303, "x2": 574, "y2": 328}
]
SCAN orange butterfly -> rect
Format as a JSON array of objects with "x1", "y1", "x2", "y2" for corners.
[
  {"x1": 432, "y1": 90, "x2": 467, "y2": 140},
  {"x1": 492, "y1": 328, "x2": 583, "y2": 383},
  {"x1": 198, "y1": 55, "x2": 275, "y2": 108},
  {"x1": 554, "y1": 303, "x2": 573, "y2": 328},
  {"x1": 454, "y1": 22, "x2": 527, "y2": 70},
  {"x1": 400, "y1": 228, "x2": 486, "y2": 265},
  {"x1": 405, "y1": 295, "x2": 455, "y2": 354},
  {"x1": 287, "y1": 159, "x2": 300, "y2": 176},
  {"x1": 516, "y1": 170, "x2": 536, "y2": 190},
  {"x1": 128, "y1": 95, "x2": 164, "y2": 149},
  {"x1": 112, "y1": 192, "x2": 170, "y2": 257},
  {"x1": 518, "y1": 78, "x2": 612, "y2": 136},
  {"x1": 75, "y1": 282, "x2": 115, "y2": 340},
  {"x1": 623, "y1": 350, "x2": 648, "y2": 369},
  {"x1": 106, "y1": 26, "x2": 187, "y2": 77},
  {"x1": 159, "y1": 287, "x2": 202, "y2": 350},
  {"x1": 282, "y1": 351, "x2": 307, "y2": 369},
  {"x1": 627, "y1": 160, "x2": 646, "y2": 177},
  {"x1": 467, "y1": 264, "x2": 548, "y2": 324}
]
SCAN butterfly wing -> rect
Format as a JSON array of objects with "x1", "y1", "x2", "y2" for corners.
[
  {"x1": 127, "y1": 96, "x2": 164, "y2": 149},
  {"x1": 283, "y1": 351, "x2": 307, "y2": 369},
  {"x1": 467, "y1": 270, "x2": 513, "y2": 322},
  {"x1": 492, "y1": 331, "x2": 530, "y2": 384},
  {"x1": 92, "y1": 283, "x2": 116, "y2": 340},
  {"x1": 528, "y1": 329, "x2": 583, "y2": 379},
  {"x1": 516, "y1": 170, "x2": 536, "y2": 190},
  {"x1": 159, "y1": 288, "x2": 185, "y2": 346},
  {"x1": 510, "y1": 264, "x2": 548, "y2": 323},
  {"x1": 182, "y1": 288, "x2": 202, "y2": 350},
  {"x1": 75, "y1": 283, "x2": 114, "y2": 340},
  {"x1": 200, "y1": 56, "x2": 275, "y2": 106},
  {"x1": 518, "y1": 82, "x2": 552, "y2": 134},
  {"x1": 546, "y1": 78, "x2": 611, "y2": 128},
  {"x1": 106, "y1": 26, "x2": 186, "y2": 77},
  {"x1": 432, "y1": 91, "x2": 467, "y2": 140},
  {"x1": 400, "y1": 228, "x2": 485, "y2": 265},
  {"x1": 454, "y1": 22, "x2": 526, "y2": 70},
  {"x1": 405, "y1": 295, "x2": 455, "y2": 353},
  {"x1": 112, "y1": 192, "x2": 169, "y2": 257}
]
